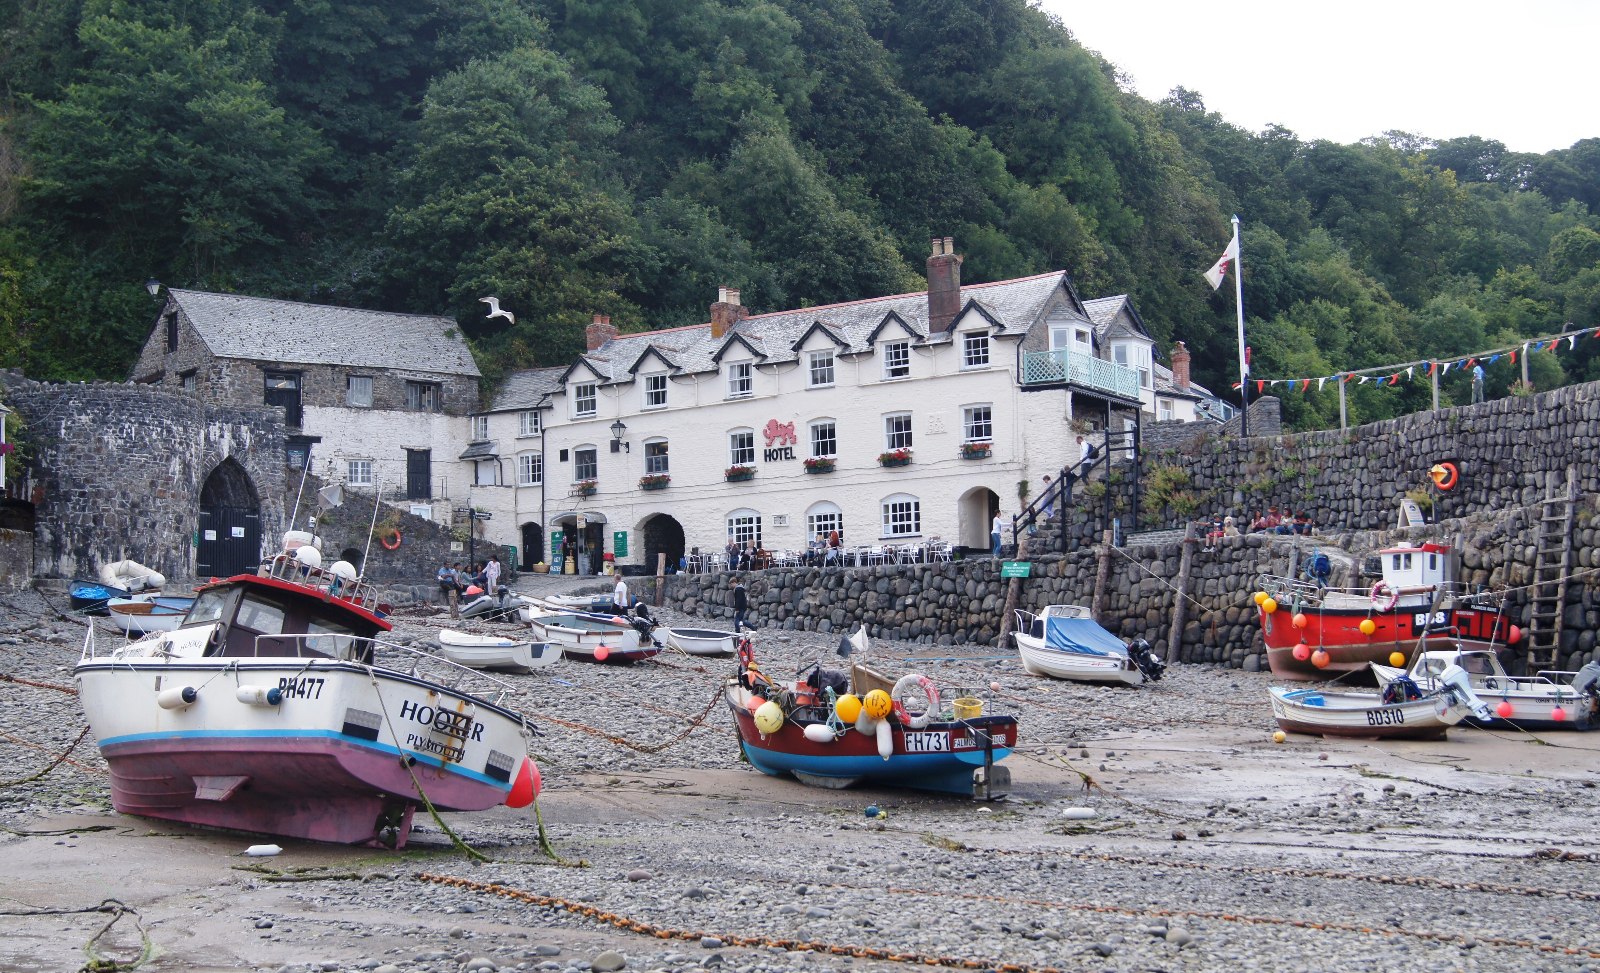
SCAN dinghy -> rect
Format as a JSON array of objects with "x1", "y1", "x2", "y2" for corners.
[
  {"x1": 1269, "y1": 664, "x2": 1492, "y2": 740},
  {"x1": 1371, "y1": 647, "x2": 1598, "y2": 731},
  {"x1": 662, "y1": 627, "x2": 739, "y2": 656},
  {"x1": 1012, "y1": 604, "x2": 1165, "y2": 685},
  {"x1": 107, "y1": 599, "x2": 191, "y2": 636},
  {"x1": 523, "y1": 606, "x2": 660, "y2": 663},
  {"x1": 436, "y1": 629, "x2": 557, "y2": 673}
]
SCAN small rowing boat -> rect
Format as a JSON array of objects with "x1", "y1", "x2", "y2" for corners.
[
  {"x1": 1269, "y1": 664, "x2": 1492, "y2": 740},
  {"x1": 436, "y1": 629, "x2": 557, "y2": 673},
  {"x1": 662, "y1": 627, "x2": 738, "y2": 656}
]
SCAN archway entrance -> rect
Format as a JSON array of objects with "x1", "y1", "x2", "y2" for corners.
[
  {"x1": 640, "y1": 514, "x2": 685, "y2": 574},
  {"x1": 339, "y1": 547, "x2": 363, "y2": 574},
  {"x1": 958, "y1": 486, "x2": 1000, "y2": 553},
  {"x1": 197, "y1": 458, "x2": 261, "y2": 577},
  {"x1": 520, "y1": 522, "x2": 544, "y2": 571}
]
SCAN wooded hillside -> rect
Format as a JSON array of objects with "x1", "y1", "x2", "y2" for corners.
[{"x1": 2, "y1": 0, "x2": 1597, "y2": 428}]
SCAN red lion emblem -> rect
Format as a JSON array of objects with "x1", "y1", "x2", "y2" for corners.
[{"x1": 763, "y1": 419, "x2": 797, "y2": 447}]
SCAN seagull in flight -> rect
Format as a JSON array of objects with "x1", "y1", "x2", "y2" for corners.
[{"x1": 480, "y1": 296, "x2": 515, "y2": 325}]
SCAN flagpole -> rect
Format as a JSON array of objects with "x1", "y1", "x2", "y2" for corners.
[{"x1": 1232, "y1": 214, "x2": 1249, "y2": 438}]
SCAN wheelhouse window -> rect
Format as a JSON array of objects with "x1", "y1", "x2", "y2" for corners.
[
  {"x1": 644, "y1": 439, "x2": 669, "y2": 475},
  {"x1": 573, "y1": 383, "x2": 597, "y2": 418},
  {"x1": 642, "y1": 373, "x2": 667, "y2": 410},
  {"x1": 405, "y1": 381, "x2": 441, "y2": 412},
  {"x1": 729, "y1": 429, "x2": 755, "y2": 466},
  {"x1": 573, "y1": 447, "x2": 597, "y2": 482},
  {"x1": 882, "y1": 340, "x2": 910, "y2": 380},
  {"x1": 961, "y1": 331, "x2": 990, "y2": 369},
  {"x1": 518, "y1": 410, "x2": 541, "y2": 437},
  {"x1": 962, "y1": 405, "x2": 992, "y2": 443},
  {"x1": 808, "y1": 350, "x2": 835, "y2": 388},
  {"x1": 347, "y1": 459, "x2": 372, "y2": 487},
  {"x1": 809, "y1": 420, "x2": 837, "y2": 458},
  {"x1": 884, "y1": 413, "x2": 913, "y2": 451},
  {"x1": 727, "y1": 509, "x2": 762, "y2": 548},
  {"x1": 346, "y1": 375, "x2": 373, "y2": 407},
  {"x1": 881, "y1": 495, "x2": 921, "y2": 537},
  {"x1": 517, "y1": 453, "x2": 542, "y2": 486},
  {"x1": 470, "y1": 415, "x2": 489, "y2": 441},
  {"x1": 727, "y1": 361, "x2": 752, "y2": 398}
]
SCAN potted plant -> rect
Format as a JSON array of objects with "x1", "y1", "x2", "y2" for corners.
[
  {"x1": 639, "y1": 473, "x2": 671, "y2": 490},
  {"x1": 960, "y1": 441, "x2": 992, "y2": 460},
  {"x1": 575, "y1": 479, "x2": 598, "y2": 496},
  {"x1": 878, "y1": 447, "x2": 913, "y2": 467},
  {"x1": 803, "y1": 457, "x2": 835, "y2": 474},
  {"x1": 725, "y1": 464, "x2": 756, "y2": 482}
]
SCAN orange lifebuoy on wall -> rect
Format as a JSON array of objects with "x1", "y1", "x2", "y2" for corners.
[
  {"x1": 1429, "y1": 462, "x2": 1459, "y2": 491},
  {"x1": 380, "y1": 529, "x2": 402, "y2": 550}
]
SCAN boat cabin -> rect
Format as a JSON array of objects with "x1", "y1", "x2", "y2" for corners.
[
  {"x1": 182, "y1": 571, "x2": 388, "y2": 663},
  {"x1": 1378, "y1": 542, "x2": 1455, "y2": 589},
  {"x1": 1409, "y1": 648, "x2": 1502, "y2": 681}
]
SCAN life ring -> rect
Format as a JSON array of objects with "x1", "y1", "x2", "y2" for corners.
[
  {"x1": 892, "y1": 673, "x2": 941, "y2": 730},
  {"x1": 1429, "y1": 462, "x2": 1459, "y2": 491},
  {"x1": 379, "y1": 529, "x2": 402, "y2": 550},
  {"x1": 1370, "y1": 581, "x2": 1399, "y2": 612}
]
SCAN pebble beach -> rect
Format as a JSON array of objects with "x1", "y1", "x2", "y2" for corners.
[{"x1": 2, "y1": 575, "x2": 1599, "y2": 973}]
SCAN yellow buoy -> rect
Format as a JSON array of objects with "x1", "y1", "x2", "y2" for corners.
[
  {"x1": 1253, "y1": 591, "x2": 1269, "y2": 606},
  {"x1": 754, "y1": 700, "x2": 785, "y2": 735},
  {"x1": 1262, "y1": 597, "x2": 1278, "y2": 614},
  {"x1": 1359, "y1": 618, "x2": 1377, "y2": 636},
  {"x1": 834, "y1": 693, "x2": 862, "y2": 724},
  {"x1": 1389, "y1": 651, "x2": 1405, "y2": 667},
  {"x1": 1272, "y1": 730, "x2": 1287, "y2": 744},
  {"x1": 863, "y1": 689, "x2": 893, "y2": 720}
]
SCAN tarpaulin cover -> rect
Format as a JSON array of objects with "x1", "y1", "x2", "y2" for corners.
[{"x1": 1043, "y1": 617, "x2": 1129, "y2": 657}]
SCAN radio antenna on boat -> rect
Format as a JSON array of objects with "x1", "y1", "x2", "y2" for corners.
[{"x1": 359, "y1": 484, "x2": 384, "y2": 579}]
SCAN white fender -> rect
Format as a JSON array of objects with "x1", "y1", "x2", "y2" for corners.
[
  {"x1": 802, "y1": 723, "x2": 837, "y2": 744},
  {"x1": 891, "y1": 673, "x2": 941, "y2": 730},
  {"x1": 875, "y1": 717, "x2": 893, "y2": 760},
  {"x1": 854, "y1": 710, "x2": 875, "y2": 736}
]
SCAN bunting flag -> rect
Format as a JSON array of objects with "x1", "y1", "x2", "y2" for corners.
[
  {"x1": 1318, "y1": 377, "x2": 1328, "y2": 390},
  {"x1": 1426, "y1": 361, "x2": 1437, "y2": 376},
  {"x1": 1509, "y1": 349, "x2": 1518, "y2": 364},
  {"x1": 1440, "y1": 361, "x2": 1452, "y2": 375},
  {"x1": 1405, "y1": 365, "x2": 1415, "y2": 380},
  {"x1": 1256, "y1": 380, "x2": 1265, "y2": 393},
  {"x1": 1569, "y1": 335, "x2": 1578, "y2": 349},
  {"x1": 1389, "y1": 374, "x2": 1401, "y2": 386}
]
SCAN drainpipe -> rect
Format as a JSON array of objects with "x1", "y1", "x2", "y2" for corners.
[{"x1": 538, "y1": 417, "x2": 547, "y2": 568}]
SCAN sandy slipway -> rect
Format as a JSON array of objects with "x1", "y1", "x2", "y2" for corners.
[{"x1": 1, "y1": 577, "x2": 1599, "y2": 973}]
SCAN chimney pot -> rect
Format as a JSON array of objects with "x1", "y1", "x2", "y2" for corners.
[
  {"x1": 711, "y1": 286, "x2": 747, "y2": 340},
  {"x1": 1170, "y1": 340, "x2": 1192, "y2": 391},
  {"x1": 926, "y1": 235, "x2": 964, "y2": 330},
  {"x1": 586, "y1": 314, "x2": 620, "y2": 351}
]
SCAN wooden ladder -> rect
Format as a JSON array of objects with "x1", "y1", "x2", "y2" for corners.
[{"x1": 1525, "y1": 467, "x2": 1576, "y2": 672}]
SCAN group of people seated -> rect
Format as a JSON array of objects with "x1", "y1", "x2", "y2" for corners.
[
  {"x1": 804, "y1": 530, "x2": 845, "y2": 567},
  {"x1": 1203, "y1": 506, "x2": 1314, "y2": 549}
]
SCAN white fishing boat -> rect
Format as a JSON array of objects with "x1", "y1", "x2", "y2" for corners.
[
  {"x1": 533, "y1": 592, "x2": 619, "y2": 614},
  {"x1": 523, "y1": 606, "x2": 660, "y2": 664},
  {"x1": 436, "y1": 629, "x2": 557, "y2": 673},
  {"x1": 75, "y1": 535, "x2": 541, "y2": 848},
  {"x1": 1371, "y1": 647, "x2": 1599, "y2": 731},
  {"x1": 107, "y1": 599, "x2": 191, "y2": 636},
  {"x1": 662, "y1": 627, "x2": 739, "y2": 656},
  {"x1": 1269, "y1": 664, "x2": 1492, "y2": 740},
  {"x1": 1012, "y1": 605, "x2": 1166, "y2": 685}
]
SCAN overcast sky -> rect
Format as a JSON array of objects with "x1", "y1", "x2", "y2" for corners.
[{"x1": 1042, "y1": 0, "x2": 1596, "y2": 154}]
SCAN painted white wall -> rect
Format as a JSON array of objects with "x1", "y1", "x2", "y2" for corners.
[{"x1": 303, "y1": 406, "x2": 470, "y2": 524}]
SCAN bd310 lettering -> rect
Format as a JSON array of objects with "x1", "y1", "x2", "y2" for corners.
[{"x1": 1366, "y1": 709, "x2": 1405, "y2": 726}]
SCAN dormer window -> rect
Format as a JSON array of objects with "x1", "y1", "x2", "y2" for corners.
[
  {"x1": 882, "y1": 340, "x2": 910, "y2": 380},
  {"x1": 642, "y1": 373, "x2": 667, "y2": 409},
  {"x1": 573, "y1": 382, "x2": 597, "y2": 418},
  {"x1": 961, "y1": 331, "x2": 990, "y2": 369},
  {"x1": 808, "y1": 350, "x2": 835, "y2": 388},
  {"x1": 728, "y1": 361, "x2": 752, "y2": 398}
]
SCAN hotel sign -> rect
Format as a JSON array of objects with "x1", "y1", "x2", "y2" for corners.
[{"x1": 763, "y1": 418, "x2": 798, "y2": 462}]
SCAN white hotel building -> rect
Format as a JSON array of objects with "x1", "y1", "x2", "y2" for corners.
[{"x1": 464, "y1": 239, "x2": 1172, "y2": 575}]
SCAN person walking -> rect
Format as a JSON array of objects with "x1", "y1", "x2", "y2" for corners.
[
  {"x1": 436, "y1": 560, "x2": 460, "y2": 619},
  {"x1": 1471, "y1": 362, "x2": 1485, "y2": 404},
  {"x1": 991, "y1": 510, "x2": 1004, "y2": 558},
  {"x1": 731, "y1": 576, "x2": 750, "y2": 632},
  {"x1": 484, "y1": 555, "x2": 501, "y2": 592},
  {"x1": 1041, "y1": 474, "x2": 1055, "y2": 519},
  {"x1": 613, "y1": 573, "x2": 630, "y2": 613}
]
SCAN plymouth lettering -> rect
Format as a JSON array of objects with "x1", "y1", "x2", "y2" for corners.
[{"x1": 405, "y1": 732, "x2": 465, "y2": 763}]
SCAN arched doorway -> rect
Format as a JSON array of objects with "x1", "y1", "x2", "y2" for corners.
[
  {"x1": 519, "y1": 522, "x2": 544, "y2": 571},
  {"x1": 551, "y1": 512, "x2": 607, "y2": 575},
  {"x1": 197, "y1": 458, "x2": 261, "y2": 577},
  {"x1": 640, "y1": 514, "x2": 685, "y2": 574},
  {"x1": 957, "y1": 486, "x2": 1000, "y2": 553},
  {"x1": 338, "y1": 547, "x2": 363, "y2": 574}
]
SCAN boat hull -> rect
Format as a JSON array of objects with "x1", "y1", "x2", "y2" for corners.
[
  {"x1": 1268, "y1": 687, "x2": 1468, "y2": 740},
  {"x1": 107, "y1": 602, "x2": 188, "y2": 636},
  {"x1": 526, "y1": 611, "x2": 657, "y2": 663},
  {"x1": 1261, "y1": 602, "x2": 1512, "y2": 681},
  {"x1": 1015, "y1": 634, "x2": 1143, "y2": 685},
  {"x1": 726, "y1": 688, "x2": 1015, "y2": 795},
  {"x1": 663, "y1": 628, "x2": 738, "y2": 656},
  {"x1": 1370, "y1": 663, "x2": 1597, "y2": 731},
  {"x1": 437, "y1": 630, "x2": 557, "y2": 672},
  {"x1": 76, "y1": 658, "x2": 533, "y2": 846}
]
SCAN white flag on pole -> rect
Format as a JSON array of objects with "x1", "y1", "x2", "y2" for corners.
[{"x1": 1204, "y1": 232, "x2": 1240, "y2": 290}]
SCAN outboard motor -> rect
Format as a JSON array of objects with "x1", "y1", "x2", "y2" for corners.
[
  {"x1": 625, "y1": 603, "x2": 660, "y2": 647},
  {"x1": 1127, "y1": 637, "x2": 1166, "y2": 682},
  {"x1": 1438, "y1": 663, "x2": 1494, "y2": 722},
  {"x1": 1573, "y1": 661, "x2": 1600, "y2": 699}
]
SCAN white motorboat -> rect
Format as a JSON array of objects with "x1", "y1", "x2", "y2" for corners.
[
  {"x1": 75, "y1": 535, "x2": 541, "y2": 848},
  {"x1": 1012, "y1": 605, "x2": 1165, "y2": 685},
  {"x1": 523, "y1": 606, "x2": 659, "y2": 664},
  {"x1": 436, "y1": 629, "x2": 557, "y2": 673},
  {"x1": 1269, "y1": 664, "x2": 1493, "y2": 740},
  {"x1": 1371, "y1": 647, "x2": 1598, "y2": 731},
  {"x1": 662, "y1": 627, "x2": 739, "y2": 656},
  {"x1": 533, "y1": 592, "x2": 619, "y2": 614}
]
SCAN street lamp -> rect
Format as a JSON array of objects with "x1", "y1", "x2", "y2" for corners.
[
  {"x1": 609, "y1": 419, "x2": 629, "y2": 453},
  {"x1": 144, "y1": 278, "x2": 163, "y2": 300}
]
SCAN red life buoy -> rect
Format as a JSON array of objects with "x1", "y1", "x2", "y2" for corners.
[
  {"x1": 380, "y1": 529, "x2": 402, "y2": 550},
  {"x1": 1429, "y1": 462, "x2": 1459, "y2": 491},
  {"x1": 1370, "y1": 581, "x2": 1399, "y2": 612}
]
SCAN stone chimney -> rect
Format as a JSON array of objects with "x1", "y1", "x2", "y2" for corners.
[
  {"x1": 926, "y1": 236, "x2": 963, "y2": 330},
  {"x1": 585, "y1": 314, "x2": 618, "y2": 351},
  {"x1": 1170, "y1": 341, "x2": 1191, "y2": 391},
  {"x1": 710, "y1": 286, "x2": 746, "y2": 340}
]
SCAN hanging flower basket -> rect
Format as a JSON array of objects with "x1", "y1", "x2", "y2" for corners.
[
  {"x1": 574, "y1": 480, "x2": 598, "y2": 497},
  {"x1": 639, "y1": 474, "x2": 671, "y2": 490},
  {"x1": 878, "y1": 448, "x2": 913, "y2": 468},
  {"x1": 725, "y1": 465, "x2": 756, "y2": 482},
  {"x1": 803, "y1": 457, "x2": 835, "y2": 474},
  {"x1": 960, "y1": 441, "x2": 992, "y2": 460}
]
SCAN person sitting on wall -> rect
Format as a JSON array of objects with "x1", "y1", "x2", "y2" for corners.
[
  {"x1": 1204, "y1": 515, "x2": 1225, "y2": 551},
  {"x1": 1248, "y1": 509, "x2": 1269, "y2": 533},
  {"x1": 1293, "y1": 511, "x2": 1314, "y2": 535}
]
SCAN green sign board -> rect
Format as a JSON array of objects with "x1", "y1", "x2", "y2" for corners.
[
  {"x1": 1000, "y1": 561, "x2": 1032, "y2": 579},
  {"x1": 550, "y1": 530, "x2": 563, "y2": 559},
  {"x1": 613, "y1": 531, "x2": 629, "y2": 557},
  {"x1": 506, "y1": 544, "x2": 518, "y2": 569}
]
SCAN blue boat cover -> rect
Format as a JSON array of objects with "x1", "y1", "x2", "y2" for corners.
[{"x1": 1043, "y1": 617, "x2": 1130, "y2": 657}]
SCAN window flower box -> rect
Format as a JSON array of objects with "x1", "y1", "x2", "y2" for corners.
[
  {"x1": 960, "y1": 441, "x2": 992, "y2": 460},
  {"x1": 639, "y1": 474, "x2": 671, "y2": 490},
  {"x1": 574, "y1": 479, "x2": 598, "y2": 497},
  {"x1": 878, "y1": 448, "x2": 913, "y2": 468},
  {"x1": 803, "y1": 457, "x2": 836, "y2": 474},
  {"x1": 725, "y1": 465, "x2": 756, "y2": 482}
]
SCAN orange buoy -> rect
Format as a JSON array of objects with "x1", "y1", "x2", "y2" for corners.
[
  {"x1": 1311, "y1": 648, "x2": 1331, "y2": 669},
  {"x1": 1292, "y1": 612, "x2": 1308, "y2": 629},
  {"x1": 1292, "y1": 642, "x2": 1311, "y2": 662}
]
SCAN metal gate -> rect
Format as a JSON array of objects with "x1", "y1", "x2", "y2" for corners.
[
  {"x1": 406, "y1": 449, "x2": 432, "y2": 500},
  {"x1": 197, "y1": 506, "x2": 261, "y2": 578}
]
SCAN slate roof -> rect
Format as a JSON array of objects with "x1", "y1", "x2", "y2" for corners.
[
  {"x1": 576, "y1": 271, "x2": 1074, "y2": 383},
  {"x1": 488, "y1": 366, "x2": 566, "y2": 412},
  {"x1": 1083, "y1": 295, "x2": 1151, "y2": 342},
  {"x1": 170, "y1": 289, "x2": 480, "y2": 377},
  {"x1": 459, "y1": 441, "x2": 499, "y2": 460}
]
